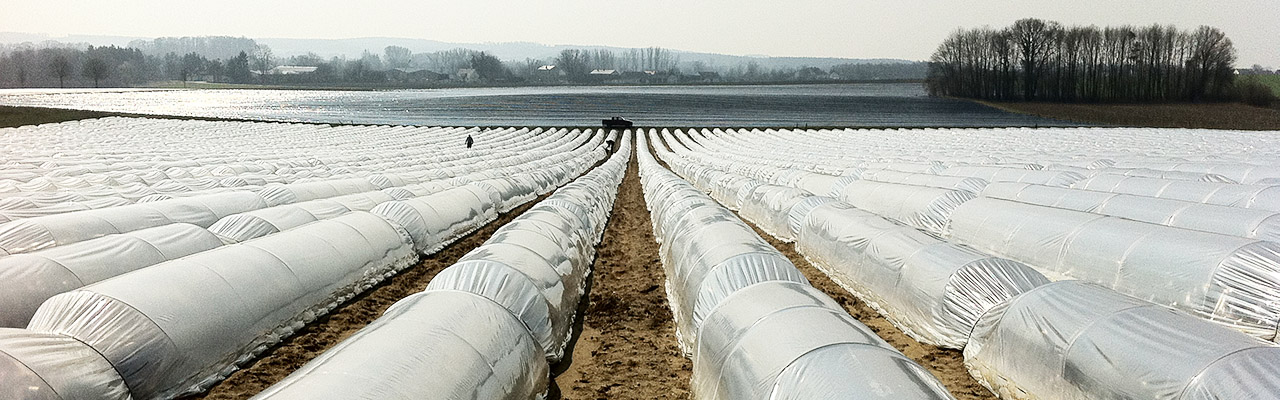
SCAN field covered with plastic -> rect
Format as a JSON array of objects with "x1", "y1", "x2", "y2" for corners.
[{"x1": 2, "y1": 117, "x2": 1280, "y2": 399}]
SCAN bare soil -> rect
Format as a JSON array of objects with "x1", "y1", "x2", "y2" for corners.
[
  {"x1": 983, "y1": 101, "x2": 1280, "y2": 130},
  {"x1": 553, "y1": 145, "x2": 693, "y2": 399}
]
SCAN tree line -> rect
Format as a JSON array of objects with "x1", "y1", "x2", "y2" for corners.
[
  {"x1": 925, "y1": 18, "x2": 1240, "y2": 102},
  {"x1": 0, "y1": 36, "x2": 928, "y2": 88}
]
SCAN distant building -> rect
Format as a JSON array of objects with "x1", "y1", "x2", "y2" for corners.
[
  {"x1": 589, "y1": 69, "x2": 619, "y2": 76},
  {"x1": 266, "y1": 65, "x2": 318, "y2": 75},
  {"x1": 456, "y1": 68, "x2": 480, "y2": 82},
  {"x1": 680, "y1": 71, "x2": 721, "y2": 83},
  {"x1": 386, "y1": 68, "x2": 448, "y2": 83}
]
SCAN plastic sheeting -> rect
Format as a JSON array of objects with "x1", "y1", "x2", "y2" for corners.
[
  {"x1": 251, "y1": 130, "x2": 631, "y2": 400},
  {"x1": 23, "y1": 212, "x2": 417, "y2": 399},
  {"x1": 248, "y1": 291, "x2": 548, "y2": 400},
  {"x1": 0, "y1": 328, "x2": 132, "y2": 400},
  {"x1": 966, "y1": 281, "x2": 1280, "y2": 400},
  {"x1": 738, "y1": 184, "x2": 812, "y2": 242},
  {"x1": 982, "y1": 182, "x2": 1280, "y2": 242},
  {"x1": 835, "y1": 180, "x2": 974, "y2": 237},
  {"x1": 0, "y1": 191, "x2": 267, "y2": 255},
  {"x1": 1072, "y1": 174, "x2": 1280, "y2": 212},
  {"x1": 637, "y1": 130, "x2": 954, "y2": 400},
  {"x1": 949, "y1": 197, "x2": 1280, "y2": 339},
  {"x1": 0, "y1": 223, "x2": 223, "y2": 328},
  {"x1": 370, "y1": 184, "x2": 501, "y2": 255},
  {"x1": 695, "y1": 281, "x2": 953, "y2": 400},
  {"x1": 797, "y1": 201, "x2": 1049, "y2": 348},
  {"x1": 860, "y1": 169, "x2": 990, "y2": 195}
]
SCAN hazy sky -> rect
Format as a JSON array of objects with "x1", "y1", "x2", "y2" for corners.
[{"x1": 3, "y1": 0, "x2": 1277, "y2": 65}]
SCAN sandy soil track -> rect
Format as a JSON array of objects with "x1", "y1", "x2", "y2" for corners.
[{"x1": 553, "y1": 146, "x2": 693, "y2": 399}]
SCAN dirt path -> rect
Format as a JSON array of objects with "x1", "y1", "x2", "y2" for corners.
[
  {"x1": 742, "y1": 223, "x2": 996, "y2": 400},
  {"x1": 553, "y1": 144, "x2": 693, "y2": 400},
  {"x1": 191, "y1": 193, "x2": 551, "y2": 400}
]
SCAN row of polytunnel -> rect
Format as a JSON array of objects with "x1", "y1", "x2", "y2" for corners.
[
  {"x1": 0, "y1": 117, "x2": 620, "y2": 399},
  {"x1": 251, "y1": 132, "x2": 631, "y2": 399},
  {"x1": 7, "y1": 116, "x2": 1280, "y2": 399},
  {"x1": 636, "y1": 132, "x2": 954, "y2": 399},
  {"x1": 653, "y1": 126, "x2": 1280, "y2": 399}
]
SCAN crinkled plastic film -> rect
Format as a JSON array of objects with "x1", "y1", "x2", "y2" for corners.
[
  {"x1": 965, "y1": 281, "x2": 1280, "y2": 400},
  {"x1": 949, "y1": 197, "x2": 1280, "y2": 339},
  {"x1": 25, "y1": 212, "x2": 417, "y2": 399}
]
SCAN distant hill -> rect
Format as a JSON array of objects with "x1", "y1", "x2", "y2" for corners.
[{"x1": 0, "y1": 32, "x2": 147, "y2": 49}]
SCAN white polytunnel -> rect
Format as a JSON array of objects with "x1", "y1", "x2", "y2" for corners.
[
  {"x1": 982, "y1": 182, "x2": 1280, "y2": 242},
  {"x1": 21, "y1": 211, "x2": 417, "y2": 399},
  {"x1": 796, "y1": 201, "x2": 1049, "y2": 348},
  {"x1": 0, "y1": 223, "x2": 223, "y2": 328},
  {"x1": 835, "y1": 180, "x2": 975, "y2": 237},
  {"x1": 965, "y1": 281, "x2": 1280, "y2": 400},
  {"x1": 859, "y1": 169, "x2": 990, "y2": 195},
  {"x1": 0, "y1": 191, "x2": 267, "y2": 255},
  {"x1": 1087, "y1": 167, "x2": 1237, "y2": 183},
  {"x1": 369, "y1": 184, "x2": 501, "y2": 255},
  {"x1": 949, "y1": 197, "x2": 1280, "y2": 339},
  {"x1": 636, "y1": 130, "x2": 955, "y2": 400},
  {"x1": 786, "y1": 195, "x2": 836, "y2": 239},
  {"x1": 0, "y1": 328, "x2": 132, "y2": 400},
  {"x1": 938, "y1": 165, "x2": 1086, "y2": 187},
  {"x1": 1107, "y1": 160, "x2": 1280, "y2": 184},
  {"x1": 250, "y1": 131, "x2": 631, "y2": 400},
  {"x1": 1072, "y1": 174, "x2": 1280, "y2": 212},
  {"x1": 694, "y1": 281, "x2": 953, "y2": 400},
  {"x1": 247, "y1": 291, "x2": 549, "y2": 400},
  {"x1": 738, "y1": 184, "x2": 813, "y2": 242}
]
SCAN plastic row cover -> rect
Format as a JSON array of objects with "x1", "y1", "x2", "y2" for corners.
[
  {"x1": 794, "y1": 201, "x2": 1048, "y2": 348},
  {"x1": 0, "y1": 123, "x2": 597, "y2": 228},
  {"x1": 938, "y1": 165, "x2": 1086, "y2": 187},
  {"x1": 0, "y1": 191, "x2": 266, "y2": 255},
  {"x1": 1108, "y1": 160, "x2": 1280, "y2": 184},
  {"x1": 836, "y1": 180, "x2": 974, "y2": 237},
  {"x1": 441, "y1": 136, "x2": 628, "y2": 360},
  {"x1": 966, "y1": 281, "x2": 1280, "y2": 400},
  {"x1": 206, "y1": 189, "x2": 412, "y2": 244},
  {"x1": 982, "y1": 182, "x2": 1280, "y2": 242},
  {"x1": 637, "y1": 131, "x2": 953, "y2": 400},
  {"x1": 859, "y1": 169, "x2": 990, "y2": 195},
  {"x1": 1072, "y1": 174, "x2": 1280, "y2": 212},
  {"x1": 949, "y1": 197, "x2": 1280, "y2": 339},
  {"x1": 0, "y1": 328, "x2": 131, "y2": 400},
  {"x1": 17, "y1": 211, "x2": 417, "y2": 399},
  {"x1": 654, "y1": 135, "x2": 1047, "y2": 349},
  {"x1": 0, "y1": 223, "x2": 223, "y2": 328},
  {"x1": 251, "y1": 131, "x2": 631, "y2": 400}
]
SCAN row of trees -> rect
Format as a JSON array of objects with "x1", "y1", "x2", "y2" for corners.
[
  {"x1": 0, "y1": 43, "x2": 277, "y2": 88},
  {"x1": 0, "y1": 38, "x2": 928, "y2": 88},
  {"x1": 926, "y1": 18, "x2": 1239, "y2": 102}
]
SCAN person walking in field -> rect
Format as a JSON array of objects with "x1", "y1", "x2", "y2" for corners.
[{"x1": 465, "y1": 134, "x2": 474, "y2": 149}]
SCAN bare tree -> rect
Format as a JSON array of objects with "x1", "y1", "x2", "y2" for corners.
[
  {"x1": 47, "y1": 52, "x2": 71, "y2": 88},
  {"x1": 251, "y1": 45, "x2": 274, "y2": 81},
  {"x1": 384, "y1": 46, "x2": 412, "y2": 69},
  {"x1": 927, "y1": 19, "x2": 1237, "y2": 102},
  {"x1": 82, "y1": 57, "x2": 110, "y2": 87}
]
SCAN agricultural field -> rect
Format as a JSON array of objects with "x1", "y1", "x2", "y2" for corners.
[{"x1": 2, "y1": 118, "x2": 1280, "y2": 400}]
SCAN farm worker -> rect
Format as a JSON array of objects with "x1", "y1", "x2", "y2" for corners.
[{"x1": 465, "y1": 135, "x2": 474, "y2": 149}]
